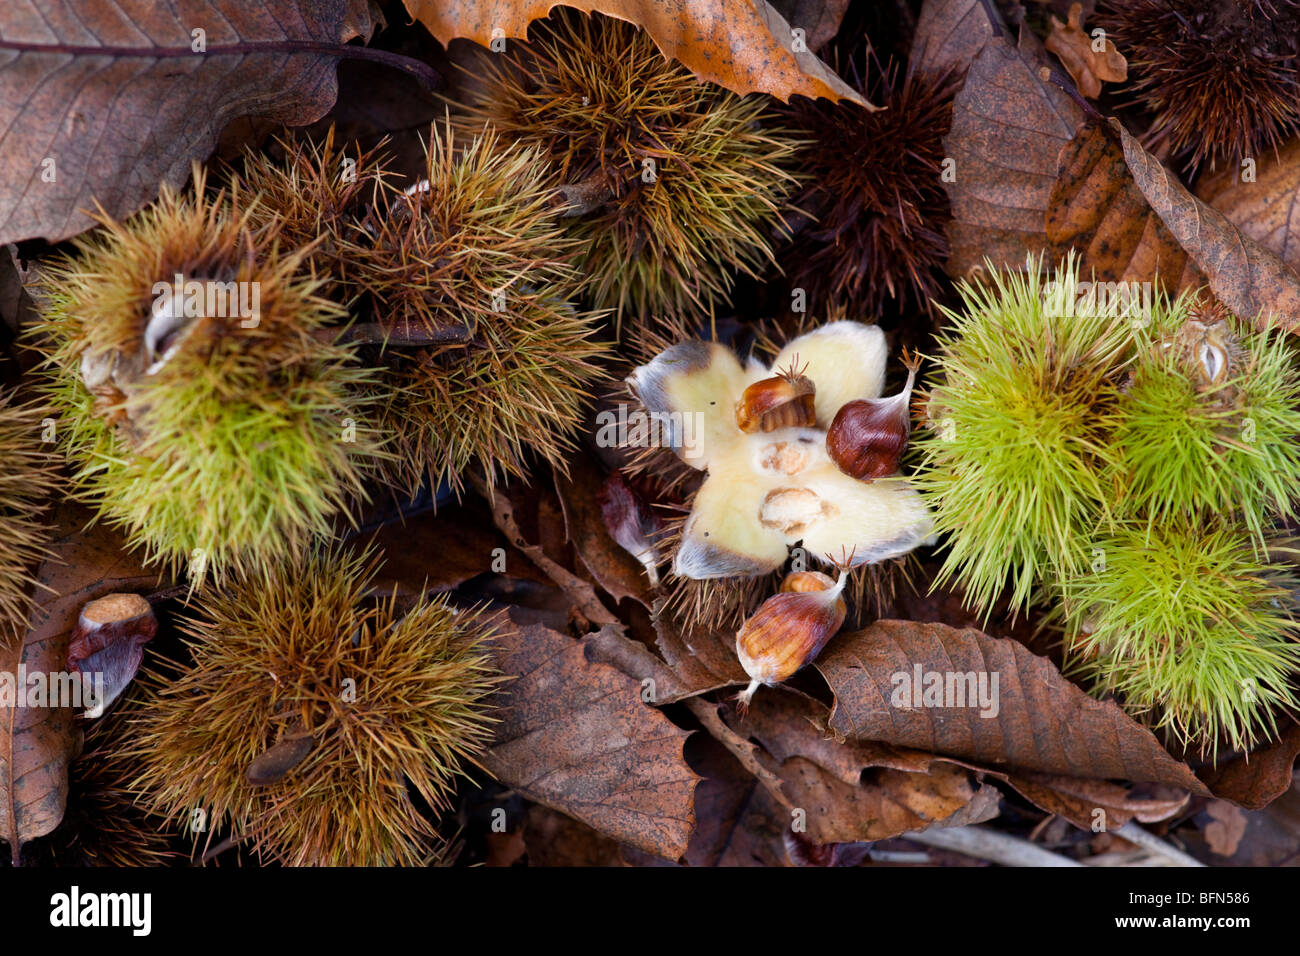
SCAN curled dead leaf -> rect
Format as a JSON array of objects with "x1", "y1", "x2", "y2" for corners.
[
  {"x1": 1045, "y1": 2, "x2": 1126, "y2": 99},
  {"x1": 403, "y1": 0, "x2": 869, "y2": 107}
]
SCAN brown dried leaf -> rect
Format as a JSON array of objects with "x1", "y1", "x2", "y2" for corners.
[
  {"x1": 1200, "y1": 721, "x2": 1300, "y2": 810},
  {"x1": 651, "y1": 598, "x2": 749, "y2": 697},
  {"x1": 1196, "y1": 137, "x2": 1300, "y2": 273},
  {"x1": 1203, "y1": 799, "x2": 1249, "y2": 857},
  {"x1": 368, "y1": 498, "x2": 546, "y2": 598},
  {"x1": 909, "y1": 0, "x2": 995, "y2": 83},
  {"x1": 817, "y1": 620, "x2": 1209, "y2": 794},
  {"x1": 482, "y1": 622, "x2": 700, "y2": 860},
  {"x1": 1, "y1": 503, "x2": 160, "y2": 864},
  {"x1": 727, "y1": 692, "x2": 1002, "y2": 844},
  {"x1": 402, "y1": 0, "x2": 867, "y2": 107},
  {"x1": 556, "y1": 458, "x2": 654, "y2": 609},
  {"x1": 1044, "y1": 3, "x2": 1125, "y2": 100},
  {"x1": 1048, "y1": 119, "x2": 1202, "y2": 290},
  {"x1": 680, "y1": 734, "x2": 788, "y2": 866},
  {"x1": 1001, "y1": 773, "x2": 1189, "y2": 829},
  {"x1": 940, "y1": 32, "x2": 1085, "y2": 279},
  {"x1": 1113, "y1": 119, "x2": 1300, "y2": 331},
  {"x1": 766, "y1": 0, "x2": 850, "y2": 54},
  {"x1": 0, "y1": 0, "x2": 378, "y2": 244}
]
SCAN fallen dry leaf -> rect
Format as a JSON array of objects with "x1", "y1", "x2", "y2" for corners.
[
  {"x1": 767, "y1": 0, "x2": 850, "y2": 54},
  {"x1": 402, "y1": 0, "x2": 867, "y2": 107},
  {"x1": 651, "y1": 598, "x2": 749, "y2": 698},
  {"x1": 1200, "y1": 721, "x2": 1300, "y2": 810},
  {"x1": 940, "y1": 31, "x2": 1085, "y2": 278},
  {"x1": 1203, "y1": 799, "x2": 1249, "y2": 857},
  {"x1": 1048, "y1": 119, "x2": 1203, "y2": 291},
  {"x1": 1197, "y1": 137, "x2": 1300, "y2": 273},
  {"x1": 1002, "y1": 773, "x2": 1189, "y2": 830},
  {"x1": 556, "y1": 458, "x2": 655, "y2": 609},
  {"x1": 1113, "y1": 119, "x2": 1300, "y2": 331},
  {"x1": 1045, "y1": 2, "x2": 1126, "y2": 100},
  {"x1": 909, "y1": 0, "x2": 996, "y2": 83},
  {"x1": 1, "y1": 503, "x2": 160, "y2": 864},
  {"x1": 726, "y1": 692, "x2": 1002, "y2": 844},
  {"x1": 481, "y1": 622, "x2": 700, "y2": 860},
  {"x1": 680, "y1": 732, "x2": 788, "y2": 866},
  {"x1": 1190, "y1": 782, "x2": 1300, "y2": 866},
  {"x1": 0, "y1": 0, "x2": 380, "y2": 244},
  {"x1": 368, "y1": 498, "x2": 547, "y2": 599},
  {"x1": 817, "y1": 619, "x2": 1209, "y2": 794}
]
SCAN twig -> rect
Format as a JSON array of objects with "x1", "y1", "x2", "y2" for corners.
[
  {"x1": 684, "y1": 698, "x2": 792, "y2": 810},
  {"x1": 196, "y1": 833, "x2": 244, "y2": 866},
  {"x1": 475, "y1": 476, "x2": 619, "y2": 629},
  {"x1": 904, "y1": 824, "x2": 1085, "y2": 867},
  {"x1": 1113, "y1": 822, "x2": 1206, "y2": 867}
]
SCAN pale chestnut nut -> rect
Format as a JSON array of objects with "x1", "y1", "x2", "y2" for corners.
[
  {"x1": 826, "y1": 350, "x2": 919, "y2": 482},
  {"x1": 736, "y1": 368, "x2": 816, "y2": 433},
  {"x1": 735, "y1": 568, "x2": 847, "y2": 710}
]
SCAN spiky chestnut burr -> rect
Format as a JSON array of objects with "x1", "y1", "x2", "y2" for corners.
[
  {"x1": 778, "y1": 63, "x2": 956, "y2": 318},
  {"x1": 123, "y1": 546, "x2": 502, "y2": 867},
  {"x1": 232, "y1": 126, "x2": 394, "y2": 300},
  {"x1": 1109, "y1": 299, "x2": 1300, "y2": 543},
  {"x1": 351, "y1": 122, "x2": 610, "y2": 496},
  {"x1": 1098, "y1": 0, "x2": 1300, "y2": 174},
  {"x1": 1059, "y1": 523, "x2": 1300, "y2": 758},
  {"x1": 0, "y1": 390, "x2": 57, "y2": 640},
  {"x1": 32, "y1": 171, "x2": 384, "y2": 584},
  {"x1": 453, "y1": 8, "x2": 802, "y2": 325},
  {"x1": 911, "y1": 256, "x2": 1136, "y2": 613}
]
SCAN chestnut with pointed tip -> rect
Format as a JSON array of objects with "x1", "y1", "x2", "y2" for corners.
[
  {"x1": 826, "y1": 352, "x2": 919, "y2": 481},
  {"x1": 735, "y1": 568, "x2": 848, "y2": 709}
]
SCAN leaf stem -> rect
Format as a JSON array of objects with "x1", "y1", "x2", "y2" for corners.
[{"x1": 0, "y1": 39, "x2": 441, "y2": 91}]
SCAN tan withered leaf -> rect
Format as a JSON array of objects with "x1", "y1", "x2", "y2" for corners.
[
  {"x1": 729, "y1": 693, "x2": 1001, "y2": 844},
  {"x1": 1048, "y1": 120, "x2": 1203, "y2": 290},
  {"x1": 1196, "y1": 137, "x2": 1300, "y2": 273},
  {"x1": 555, "y1": 457, "x2": 654, "y2": 610},
  {"x1": 817, "y1": 620, "x2": 1209, "y2": 794},
  {"x1": 909, "y1": 0, "x2": 995, "y2": 82},
  {"x1": 651, "y1": 598, "x2": 749, "y2": 698},
  {"x1": 940, "y1": 32, "x2": 1085, "y2": 279},
  {"x1": 1000, "y1": 773, "x2": 1189, "y2": 829},
  {"x1": 0, "y1": 0, "x2": 378, "y2": 244},
  {"x1": 1, "y1": 503, "x2": 160, "y2": 865},
  {"x1": 402, "y1": 0, "x2": 867, "y2": 107},
  {"x1": 766, "y1": 0, "x2": 850, "y2": 54},
  {"x1": 1112, "y1": 120, "x2": 1300, "y2": 331},
  {"x1": 482, "y1": 622, "x2": 700, "y2": 860},
  {"x1": 1200, "y1": 722, "x2": 1300, "y2": 810},
  {"x1": 1044, "y1": 2, "x2": 1125, "y2": 100}
]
